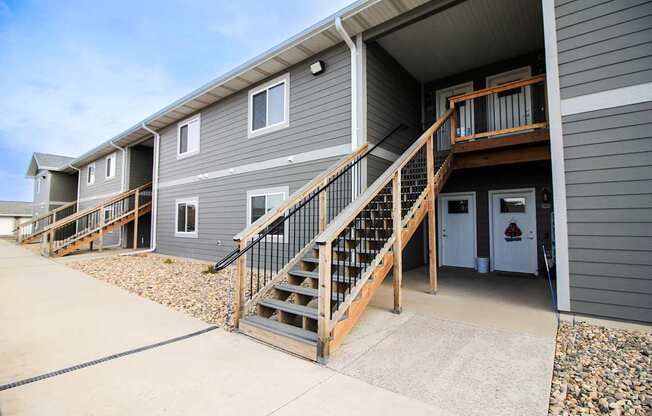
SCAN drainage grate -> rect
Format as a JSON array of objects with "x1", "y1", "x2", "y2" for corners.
[{"x1": 0, "y1": 326, "x2": 219, "y2": 392}]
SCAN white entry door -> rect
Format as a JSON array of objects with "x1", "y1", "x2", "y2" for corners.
[
  {"x1": 438, "y1": 192, "x2": 476, "y2": 268},
  {"x1": 486, "y1": 67, "x2": 532, "y2": 132},
  {"x1": 490, "y1": 189, "x2": 538, "y2": 275},
  {"x1": 435, "y1": 82, "x2": 474, "y2": 151}
]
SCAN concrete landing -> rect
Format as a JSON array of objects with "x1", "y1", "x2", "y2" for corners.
[{"x1": 328, "y1": 266, "x2": 558, "y2": 416}]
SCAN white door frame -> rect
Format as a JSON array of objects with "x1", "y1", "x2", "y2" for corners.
[
  {"x1": 488, "y1": 187, "x2": 538, "y2": 275},
  {"x1": 486, "y1": 66, "x2": 533, "y2": 130},
  {"x1": 437, "y1": 191, "x2": 477, "y2": 267},
  {"x1": 435, "y1": 81, "x2": 474, "y2": 149}
]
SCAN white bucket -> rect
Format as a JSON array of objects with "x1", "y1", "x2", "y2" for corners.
[{"x1": 477, "y1": 257, "x2": 489, "y2": 273}]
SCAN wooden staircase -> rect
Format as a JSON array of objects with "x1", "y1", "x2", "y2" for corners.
[
  {"x1": 220, "y1": 111, "x2": 455, "y2": 362},
  {"x1": 41, "y1": 183, "x2": 152, "y2": 257},
  {"x1": 16, "y1": 200, "x2": 77, "y2": 244}
]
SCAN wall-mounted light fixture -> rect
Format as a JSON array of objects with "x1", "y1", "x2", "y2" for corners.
[{"x1": 310, "y1": 60, "x2": 325, "y2": 76}]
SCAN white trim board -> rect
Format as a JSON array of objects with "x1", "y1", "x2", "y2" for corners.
[
  {"x1": 542, "y1": 0, "x2": 570, "y2": 311},
  {"x1": 158, "y1": 144, "x2": 353, "y2": 190},
  {"x1": 561, "y1": 82, "x2": 652, "y2": 116}
]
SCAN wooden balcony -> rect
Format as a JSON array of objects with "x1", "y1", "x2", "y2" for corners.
[{"x1": 446, "y1": 75, "x2": 551, "y2": 169}]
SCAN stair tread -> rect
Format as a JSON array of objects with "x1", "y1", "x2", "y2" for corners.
[
  {"x1": 242, "y1": 315, "x2": 318, "y2": 344},
  {"x1": 288, "y1": 269, "x2": 359, "y2": 283},
  {"x1": 259, "y1": 298, "x2": 318, "y2": 319},
  {"x1": 275, "y1": 283, "x2": 346, "y2": 301},
  {"x1": 301, "y1": 257, "x2": 366, "y2": 267}
]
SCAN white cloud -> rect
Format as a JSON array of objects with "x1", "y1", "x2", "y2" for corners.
[{"x1": 0, "y1": 44, "x2": 188, "y2": 158}]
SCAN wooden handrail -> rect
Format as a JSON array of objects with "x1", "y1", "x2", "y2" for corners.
[
  {"x1": 316, "y1": 109, "x2": 454, "y2": 245},
  {"x1": 48, "y1": 182, "x2": 152, "y2": 229},
  {"x1": 449, "y1": 74, "x2": 546, "y2": 104},
  {"x1": 234, "y1": 144, "x2": 369, "y2": 242},
  {"x1": 18, "y1": 200, "x2": 77, "y2": 230}
]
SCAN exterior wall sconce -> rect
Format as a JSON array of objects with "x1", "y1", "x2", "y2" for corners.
[{"x1": 310, "y1": 60, "x2": 325, "y2": 76}]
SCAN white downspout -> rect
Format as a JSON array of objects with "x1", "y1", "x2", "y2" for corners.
[
  {"x1": 123, "y1": 123, "x2": 159, "y2": 255},
  {"x1": 335, "y1": 16, "x2": 359, "y2": 150},
  {"x1": 109, "y1": 140, "x2": 127, "y2": 248}
]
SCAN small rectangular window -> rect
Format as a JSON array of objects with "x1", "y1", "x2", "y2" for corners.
[
  {"x1": 36, "y1": 178, "x2": 41, "y2": 194},
  {"x1": 105, "y1": 153, "x2": 116, "y2": 179},
  {"x1": 87, "y1": 163, "x2": 95, "y2": 185},
  {"x1": 248, "y1": 73, "x2": 289, "y2": 137},
  {"x1": 175, "y1": 198, "x2": 198, "y2": 237},
  {"x1": 448, "y1": 200, "x2": 468, "y2": 214},
  {"x1": 177, "y1": 115, "x2": 200, "y2": 159},
  {"x1": 247, "y1": 187, "x2": 288, "y2": 241},
  {"x1": 500, "y1": 197, "x2": 526, "y2": 213}
]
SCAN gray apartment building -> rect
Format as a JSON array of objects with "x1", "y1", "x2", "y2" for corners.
[{"x1": 19, "y1": 0, "x2": 652, "y2": 359}]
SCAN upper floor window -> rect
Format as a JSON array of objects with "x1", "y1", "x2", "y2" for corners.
[
  {"x1": 87, "y1": 163, "x2": 95, "y2": 186},
  {"x1": 105, "y1": 153, "x2": 116, "y2": 179},
  {"x1": 177, "y1": 115, "x2": 200, "y2": 159},
  {"x1": 36, "y1": 177, "x2": 41, "y2": 194},
  {"x1": 248, "y1": 73, "x2": 290, "y2": 138}
]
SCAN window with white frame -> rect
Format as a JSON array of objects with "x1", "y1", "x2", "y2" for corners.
[
  {"x1": 246, "y1": 187, "x2": 288, "y2": 241},
  {"x1": 175, "y1": 197, "x2": 198, "y2": 237},
  {"x1": 248, "y1": 73, "x2": 289, "y2": 137},
  {"x1": 36, "y1": 177, "x2": 41, "y2": 194},
  {"x1": 105, "y1": 152, "x2": 116, "y2": 179},
  {"x1": 87, "y1": 163, "x2": 95, "y2": 185},
  {"x1": 177, "y1": 115, "x2": 200, "y2": 159}
]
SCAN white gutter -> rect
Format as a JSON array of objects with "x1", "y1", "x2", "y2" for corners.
[
  {"x1": 68, "y1": 163, "x2": 81, "y2": 211},
  {"x1": 335, "y1": 16, "x2": 359, "y2": 149},
  {"x1": 123, "y1": 123, "x2": 159, "y2": 255}
]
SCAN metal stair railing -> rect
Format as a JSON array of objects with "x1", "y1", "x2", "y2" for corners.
[
  {"x1": 42, "y1": 182, "x2": 152, "y2": 256},
  {"x1": 214, "y1": 124, "x2": 408, "y2": 327},
  {"x1": 314, "y1": 109, "x2": 454, "y2": 358}
]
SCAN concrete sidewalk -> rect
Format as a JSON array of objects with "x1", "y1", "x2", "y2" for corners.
[{"x1": 0, "y1": 241, "x2": 444, "y2": 415}]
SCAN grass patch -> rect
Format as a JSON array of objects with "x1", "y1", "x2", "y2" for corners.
[
  {"x1": 202, "y1": 265, "x2": 217, "y2": 274},
  {"x1": 162, "y1": 258, "x2": 174, "y2": 264}
]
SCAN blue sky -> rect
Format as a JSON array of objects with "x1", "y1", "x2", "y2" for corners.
[{"x1": 0, "y1": 0, "x2": 352, "y2": 202}]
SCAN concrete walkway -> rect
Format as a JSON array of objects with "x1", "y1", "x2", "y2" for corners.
[
  {"x1": 0, "y1": 241, "x2": 555, "y2": 415},
  {"x1": 0, "y1": 241, "x2": 443, "y2": 415}
]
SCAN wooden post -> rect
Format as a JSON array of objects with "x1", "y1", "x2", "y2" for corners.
[
  {"x1": 47, "y1": 229, "x2": 54, "y2": 257},
  {"x1": 98, "y1": 205, "x2": 104, "y2": 252},
  {"x1": 233, "y1": 239, "x2": 246, "y2": 329},
  {"x1": 450, "y1": 104, "x2": 457, "y2": 146},
  {"x1": 392, "y1": 170, "x2": 402, "y2": 314},
  {"x1": 317, "y1": 241, "x2": 332, "y2": 361},
  {"x1": 426, "y1": 135, "x2": 438, "y2": 294},
  {"x1": 133, "y1": 189, "x2": 140, "y2": 249},
  {"x1": 319, "y1": 181, "x2": 328, "y2": 232}
]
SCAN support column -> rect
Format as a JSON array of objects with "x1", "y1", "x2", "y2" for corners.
[
  {"x1": 233, "y1": 240, "x2": 246, "y2": 329},
  {"x1": 317, "y1": 242, "x2": 332, "y2": 361},
  {"x1": 392, "y1": 171, "x2": 402, "y2": 314},
  {"x1": 426, "y1": 135, "x2": 438, "y2": 294},
  {"x1": 133, "y1": 189, "x2": 140, "y2": 249}
]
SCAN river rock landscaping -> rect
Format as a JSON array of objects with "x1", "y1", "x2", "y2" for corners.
[
  {"x1": 69, "y1": 254, "x2": 235, "y2": 328},
  {"x1": 549, "y1": 321, "x2": 652, "y2": 416}
]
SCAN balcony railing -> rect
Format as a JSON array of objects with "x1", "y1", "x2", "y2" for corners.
[{"x1": 448, "y1": 74, "x2": 548, "y2": 145}]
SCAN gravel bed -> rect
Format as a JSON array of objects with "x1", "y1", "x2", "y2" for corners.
[
  {"x1": 549, "y1": 322, "x2": 652, "y2": 416},
  {"x1": 69, "y1": 254, "x2": 235, "y2": 329}
]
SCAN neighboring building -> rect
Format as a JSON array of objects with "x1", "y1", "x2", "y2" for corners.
[
  {"x1": 0, "y1": 201, "x2": 32, "y2": 237},
  {"x1": 20, "y1": 0, "x2": 651, "y2": 332},
  {"x1": 25, "y1": 153, "x2": 77, "y2": 218}
]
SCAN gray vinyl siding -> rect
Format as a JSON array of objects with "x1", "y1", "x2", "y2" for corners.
[
  {"x1": 367, "y1": 155, "x2": 392, "y2": 186},
  {"x1": 78, "y1": 151, "x2": 123, "y2": 203},
  {"x1": 156, "y1": 158, "x2": 339, "y2": 261},
  {"x1": 157, "y1": 43, "x2": 351, "y2": 185},
  {"x1": 555, "y1": 0, "x2": 652, "y2": 99},
  {"x1": 366, "y1": 42, "x2": 421, "y2": 155},
  {"x1": 563, "y1": 101, "x2": 652, "y2": 323},
  {"x1": 78, "y1": 152, "x2": 124, "y2": 246},
  {"x1": 32, "y1": 170, "x2": 51, "y2": 217}
]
